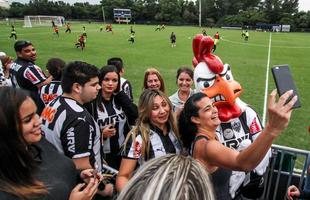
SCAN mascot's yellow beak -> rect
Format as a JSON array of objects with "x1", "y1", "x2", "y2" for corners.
[{"x1": 201, "y1": 75, "x2": 243, "y2": 107}]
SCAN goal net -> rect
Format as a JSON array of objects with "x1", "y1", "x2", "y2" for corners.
[{"x1": 23, "y1": 15, "x2": 65, "y2": 28}]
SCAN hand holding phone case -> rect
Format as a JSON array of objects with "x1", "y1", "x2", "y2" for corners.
[{"x1": 271, "y1": 64, "x2": 301, "y2": 109}]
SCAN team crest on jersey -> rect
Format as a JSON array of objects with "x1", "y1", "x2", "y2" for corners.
[
  {"x1": 134, "y1": 141, "x2": 141, "y2": 158},
  {"x1": 223, "y1": 128, "x2": 234, "y2": 139},
  {"x1": 250, "y1": 117, "x2": 261, "y2": 134},
  {"x1": 232, "y1": 121, "x2": 241, "y2": 132},
  {"x1": 41, "y1": 106, "x2": 56, "y2": 123}
]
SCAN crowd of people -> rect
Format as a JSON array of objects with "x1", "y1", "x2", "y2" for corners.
[{"x1": 0, "y1": 39, "x2": 301, "y2": 200}]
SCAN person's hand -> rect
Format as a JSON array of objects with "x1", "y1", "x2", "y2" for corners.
[
  {"x1": 266, "y1": 89, "x2": 297, "y2": 137},
  {"x1": 69, "y1": 178, "x2": 99, "y2": 200},
  {"x1": 80, "y1": 169, "x2": 103, "y2": 184},
  {"x1": 287, "y1": 185, "x2": 300, "y2": 200},
  {"x1": 97, "y1": 183, "x2": 114, "y2": 197},
  {"x1": 102, "y1": 124, "x2": 116, "y2": 139}
]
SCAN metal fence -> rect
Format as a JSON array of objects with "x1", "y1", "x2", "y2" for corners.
[{"x1": 261, "y1": 144, "x2": 310, "y2": 200}]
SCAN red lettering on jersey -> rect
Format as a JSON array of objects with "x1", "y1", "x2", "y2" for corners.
[
  {"x1": 42, "y1": 93, "x2": 58, "y2": 104},
  {"x1": 41, "y1": 107, "x2": 56, "y2": 123},
  {"x1": 25, "y1": 70, "x2": 38, "y2": 83},
  {"x1": 134, "y1": 141, "x2": 141, "y2": 159},
  {"x1": 250, "y1": 117, "x2": 261, "y2": 134},
  {"x1": 34, "y1": 66, "x2": 46, "y2": 77}
]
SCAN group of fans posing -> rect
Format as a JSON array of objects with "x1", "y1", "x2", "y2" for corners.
[{"x1": 0, "y1": 39, "x2": 298, "y2": 200}]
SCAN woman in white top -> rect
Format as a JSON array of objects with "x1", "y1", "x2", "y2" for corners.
[{"x1": 169, "y1": 67, "x2": 194, "y2": 112}]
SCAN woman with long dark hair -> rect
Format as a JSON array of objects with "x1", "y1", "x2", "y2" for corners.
[
  {"x1": 178, "y1": 91, "x2": 297, "y2": 200},
  {"x1": 0, "y1": 87, "x2": 100, "y2": 200},
  {"x1": 85, "y1": 65, "x2": 138, "y2": 170}
]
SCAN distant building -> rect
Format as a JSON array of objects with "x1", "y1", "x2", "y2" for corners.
[{"x1": 0, "y1": 0, "x2": 10, "y2": 9}]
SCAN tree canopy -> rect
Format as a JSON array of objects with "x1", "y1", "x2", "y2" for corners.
[{"x1": 1, "y1": 0, "x2": 310, "y2": 29}]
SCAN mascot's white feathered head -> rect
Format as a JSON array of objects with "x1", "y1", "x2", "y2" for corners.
[{"x1": 192, "y1": 34, "x2": 245, "y2": 122}]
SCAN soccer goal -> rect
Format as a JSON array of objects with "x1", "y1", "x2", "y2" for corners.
[
  {"x1": 23, "y1": 15, "x2": 65, "y2": 28},
  {"x1": 113, "y1": 8, "x2": 131, "y2": 24}
]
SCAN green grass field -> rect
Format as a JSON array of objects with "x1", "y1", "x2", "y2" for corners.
[{"x1": 0, "y1": 21, "x2": 309, "y2": 151}]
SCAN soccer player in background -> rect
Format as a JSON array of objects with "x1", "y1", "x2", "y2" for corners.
[
  {"x1": 130, "y1": 26, "x2": 135, "y2": 34},
  {"x1": 128, "y1": 33, "x2": 135, "y2": 44},
  {"x1": 65, "y1": 23, "x2": 71, "y2": 33},
  {"x1": 82, "y1": 26, "x2": 87, "y2": 39},
  {"x1": 54, "y1": 25, "x2": 59, "y2": 37},
  {"x1": 170, "y1": 32, "x2": 176, "y2": 47},
  {"x1": 9, "y1": 25, "x2": 17, "y2": 40},
  {"x1": 202, "y1": 29, "x2": 207, "y2": 36},
  {"x1": 75, "y1": 34, "x2": 86, "y2": 51},
  {"x1": 245, "y1": 30, "x2": 249, "y2": 41},
  {"x1": 155, "y1": 25, "x2": 160, "y2": 31},
  {"x1": 213, "y1": 31, "x2": 220, "y2": 52}
]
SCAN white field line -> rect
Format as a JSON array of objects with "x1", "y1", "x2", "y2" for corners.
[
  {"x1": 262, "y1": 33, "x2": 272, "y2": 126},
  {"x1": 221, "y1": 37, "x2": 310, "y2": 49}
]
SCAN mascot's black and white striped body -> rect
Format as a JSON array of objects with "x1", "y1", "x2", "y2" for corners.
[{"x1": 192, "y1": 35, "x2": 271, "y2": 199}]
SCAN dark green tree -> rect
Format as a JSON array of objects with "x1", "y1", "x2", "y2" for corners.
[
  {"x1": 8, "y1": 2, "x2": 27, "y2": 18},
  {"x1": 155, "y1": 0, "x2": 182, "y2": 22}
]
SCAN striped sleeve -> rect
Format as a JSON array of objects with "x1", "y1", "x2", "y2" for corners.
[
  {"x1": 122, "y1": 133, "x2": 142, "y2": 160},
  {"x1": 23, "y1": 65, "x2": 46, "y2": 85}
]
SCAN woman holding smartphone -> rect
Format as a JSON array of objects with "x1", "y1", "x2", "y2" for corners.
[
  {"x1": 85, "y1": 65, "x2": 138, "y2": 170},
  {"x1": 178, "y1": 91, "x2": 297, "y2": 200}
]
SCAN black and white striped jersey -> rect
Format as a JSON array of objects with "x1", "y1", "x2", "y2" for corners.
[
  {"x1": 122, "y1": 125, "x2": 182, "y2": 165},
  {"x1": 41, "y1": 96, "x2": 104, "y2": 172},
  {"x1": 0, "y1": 62, "x2": 5, "y2": 86},
  {"x1": 39, "y1": 80, "x2": 63, "y2": 106},
  {"x1": 96, "y1": 97, "x2": 127, "y2": 155},
  {"x1": 216, "y1": 105, "x2": 263, "y2": 150},
  {"x1": 10, "y1": 58, "x2": 46, "y2": 92},
  {"x1": 120, "y1": 77, "x2": 133, "y2": 101}
]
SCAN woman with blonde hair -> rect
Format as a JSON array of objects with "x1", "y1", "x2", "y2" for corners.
[
  {"x1": 142, "y1": 68, "x2": 165, "y2": 93},
  {"x1": 116, "y1": 89, "x2": 182, "y2": 192},
  {"x1": 117, "y1": 154, "x2": 215, "y2": 200}
]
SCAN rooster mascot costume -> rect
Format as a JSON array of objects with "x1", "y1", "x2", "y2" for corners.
[{"x1": 192, "y1": 34, "x2": 271, "y2": 199}]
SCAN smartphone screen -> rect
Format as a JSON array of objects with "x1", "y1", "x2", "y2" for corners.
[{"x1": 271, "y1": 65, "x2": 301, "y2": 109}]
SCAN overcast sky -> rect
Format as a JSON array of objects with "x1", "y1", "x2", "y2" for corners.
[{"x1": 8, "y1": 0, "x2": 310, "y2": 12}]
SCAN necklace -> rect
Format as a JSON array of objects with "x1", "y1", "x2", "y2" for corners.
[{"x1": 197, "y1": 127, "x2": 218, "y2": 140}]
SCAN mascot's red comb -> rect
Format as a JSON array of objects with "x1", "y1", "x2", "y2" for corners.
[{"x1": 192, "y1": 34, "x2": 223, "y2": 74}]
